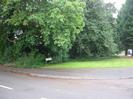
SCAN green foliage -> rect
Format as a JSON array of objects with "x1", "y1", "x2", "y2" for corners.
[
  {"x1": 117, "y1": 0, "x2": 133, "y2": 51},
  {"x1": 70, "y1": 0, "x2": 118, "y2": 58},
  {"x1": 0, "y1": 0, "x2": 85, "y2": 63},
  {"x1": 0, "y1": 0, "x2": 123, "y2": 68},
  {"x1": 15, "y1": 52, "x2": 45, "y2": 68}
]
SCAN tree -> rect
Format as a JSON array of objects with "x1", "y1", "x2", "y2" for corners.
[
  {"x1": 0, "y1": 0, "x2": 85, "y2": 62},
  {"x1": 0, "y1": 1, "x2": 8, "y2": 58},
  {"x1": 117, "y1": 0, "x2": 133, "y2": 55},
  {"x1": 70, "y1": 0, "x2": 117, "y2": 58},
  {"x1": 1, "y1": 0, "x2": 122, "y2": 65}
]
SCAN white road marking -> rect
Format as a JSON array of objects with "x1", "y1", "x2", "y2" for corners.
[
  {"x1": 0, "y1": 85, "x2": 13, "y2": 90},
  {"x1": 40, "y1": 98, "x2": 48, "y2": 99}
]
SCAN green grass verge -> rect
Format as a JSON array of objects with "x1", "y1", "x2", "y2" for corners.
[{"x1": 43, "y1": 57, "x2": 133, "y2": 69}]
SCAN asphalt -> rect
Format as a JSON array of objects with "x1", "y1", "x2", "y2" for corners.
[
  {"x1": 2, "y1": 65, "x2": 133, "y2": 80},
  {"x1": 1, "y1": 67, "x2": 133, "y2": 99}
]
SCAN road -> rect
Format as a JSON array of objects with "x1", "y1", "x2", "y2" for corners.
[{"x1": 0, "y1": 69, "x2": 133, "y2": 99}]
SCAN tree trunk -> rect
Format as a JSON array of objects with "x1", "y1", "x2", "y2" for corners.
[
  {"x1": 125, "y1": 49, "x2": 128, "y2": 56},
  {"x1": 132, "y1": 49, "x2": 133, "y2": 56}
]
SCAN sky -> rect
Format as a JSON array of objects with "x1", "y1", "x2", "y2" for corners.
[{"x1": 104, "y1": 0, "x2": 126, "y2": 10}]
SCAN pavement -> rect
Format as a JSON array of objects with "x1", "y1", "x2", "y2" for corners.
[
  {"x1": 1, "y1": 65, "x2": 133, "y2": 99},
  {"x1": 1, "y1": 65, "x2": 133, "y2": 80}
]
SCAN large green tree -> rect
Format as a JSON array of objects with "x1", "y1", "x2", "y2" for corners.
[
  {"x1": 117, "y1": 0, "x2": 133, "y2": 55},
  {"x1": 70, "y1": 0, "x2": 117, "y2": 58},
  {"x1": 0, "y1": 0, "x2": 85, "y2": 62},
  {"x1": 0, "y1": 1, "x2": 8, "y2": 58}
]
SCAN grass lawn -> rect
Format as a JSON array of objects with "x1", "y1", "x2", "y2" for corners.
[{"x1": 43, "y1": 57, "x2": 133, "y2": 69}]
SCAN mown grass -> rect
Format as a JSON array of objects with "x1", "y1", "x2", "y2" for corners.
[{"x1": 43, "y1": 57, "x2": 133, "y2": 69}]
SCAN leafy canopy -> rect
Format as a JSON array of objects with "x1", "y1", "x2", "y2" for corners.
[{"x1": 0, "y1": 0, "x2": 85, "y2": 62}]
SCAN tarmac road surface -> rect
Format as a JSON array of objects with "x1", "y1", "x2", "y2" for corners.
[{"x1": 0, "y1": 69, "x2": 133, "y2": 99}]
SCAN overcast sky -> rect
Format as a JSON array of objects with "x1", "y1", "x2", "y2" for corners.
[{"x1": 104, "y1": 0, "x2": 126, "y2": 10}]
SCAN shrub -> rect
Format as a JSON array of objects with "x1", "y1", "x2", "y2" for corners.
[{"x1": 15, "y1": 52, "x2": 45, "y2": 68}]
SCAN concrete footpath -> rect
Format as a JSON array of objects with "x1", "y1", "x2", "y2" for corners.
[{"x1": 1, "y1": 65, "x2": 133, "y2": 80}]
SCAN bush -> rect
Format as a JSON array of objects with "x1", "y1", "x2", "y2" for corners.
[
  {"x1": 0, "y1": 47, "x2": 14, "y2": 64},
  {"x1": 15, "y1": 52, "x2": 45, "y2": 68}
]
